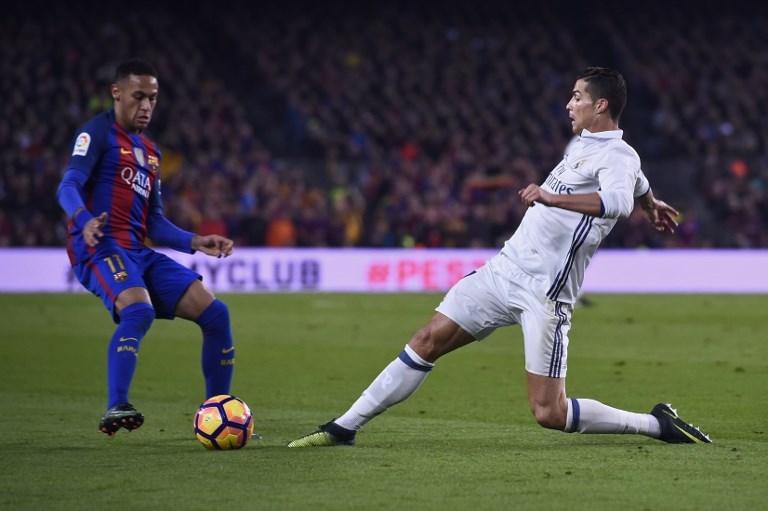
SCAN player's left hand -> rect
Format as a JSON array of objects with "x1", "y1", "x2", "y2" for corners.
[
  {"x1": 192, "y1": 234, "x2": 234, "y2": 258},
  {"x1": 642, "y1": 198, "x2": 679, "y2": 233},
  {"x1": 518, "y1": 184, "x2": 553, "y2": 207}
]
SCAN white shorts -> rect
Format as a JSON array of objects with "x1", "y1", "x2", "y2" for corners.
[{"x1": 435, "y1": 252, "x2": 573, "y2": 378}]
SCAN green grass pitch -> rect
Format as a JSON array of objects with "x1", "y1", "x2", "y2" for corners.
[{"x1": 0, "y1": 293, "x2": 766, "y2": 510}]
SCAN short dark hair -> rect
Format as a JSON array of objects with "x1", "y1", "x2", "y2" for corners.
[
  {"x1": 114, "y1": 59, "x2": 157, "y2": 82},
  {"x1": 576, "y1": 67, "x2": 626, "y2": 121}
]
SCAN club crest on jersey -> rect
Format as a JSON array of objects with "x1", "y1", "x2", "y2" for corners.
[
  {"x1": 120, "y1": 167, "x2": 151, "y2": 199},
  {"x1": 72, "y1": 132, "x2": 91, "y2": 156},
  {"x1": 147, "y1": 155, "x2": 159, "y2": 173},
  {"x1": 133, "y1": 147, "x2": 145, "y2": 167}
]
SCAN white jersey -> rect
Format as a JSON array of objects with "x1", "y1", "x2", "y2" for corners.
[{"x1": 502, "y1": 129, "x2": 650, "y2": 304}]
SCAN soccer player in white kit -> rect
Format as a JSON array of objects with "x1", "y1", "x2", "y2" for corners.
[{"x1": 289, "y1": 67, "x2": 711, "y2": 447}]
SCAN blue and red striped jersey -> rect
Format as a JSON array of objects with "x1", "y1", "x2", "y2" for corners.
[{"x1": 64, "y1": 110, "x2": 164, "y2": 264}]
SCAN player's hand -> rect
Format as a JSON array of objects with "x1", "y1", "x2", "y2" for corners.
[
  {"x1": 518, "y1": 184, "x2": 553, "y2": 207},
  {"x1": 641, "y1": 198, "x2": 679, "y2": 233},
  {"x1": 192, "y1": 234, "x2": 234, "y2": 258},
  {"x1": 83, "y1": 212, "x2": 107, "y2": 247}
]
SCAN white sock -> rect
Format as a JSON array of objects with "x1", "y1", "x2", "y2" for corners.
[
  {"x1": 335, "y1": 345, "x2": 434, "y2": 431},
  {"x1": 565, "y1": 398, "x2": 661, "y2": 437}
]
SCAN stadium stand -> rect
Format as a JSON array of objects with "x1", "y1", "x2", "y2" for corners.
[{"x1": 2, "y1": 3, "x2": 766, "y2": 248}]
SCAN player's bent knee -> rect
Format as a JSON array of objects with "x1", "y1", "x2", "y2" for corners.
[
  {"x1": 119, "y1": 302, "x2": 155, "y2": 332},
  {"x1": 530, "y1": 403, "x2": 567, "y2": 430},
  {"x1": 196, "y1": 299, "x2": 230, "y2": 328},
  {"x1": 115, "y1": 287, "x2": 152, "y2": 312},
  {"x1": 176, "y1": 280, "x2": 216, "y2": 320}
]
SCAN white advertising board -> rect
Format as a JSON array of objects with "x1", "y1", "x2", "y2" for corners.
[{"x1": 0, "y1": 248, "x2": 766, "y2": 293}]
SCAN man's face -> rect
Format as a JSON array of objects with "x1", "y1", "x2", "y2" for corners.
[
  {"x1": 112, "y1": 74, "x2": 158, "y2": 132},
  {"x1": 565, "y1": 78, "x2": 597, "y2": 134}
]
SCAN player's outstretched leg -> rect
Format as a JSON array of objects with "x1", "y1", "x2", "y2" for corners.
[
  {"x1": 650, "y1": 403, "x2": 712, "y2": 444},
  {"x1": 100, "y1": 302, "x2": 154, "y2": 436},
  {"x1": 288, "y1": 314, "x2": 474, "y2": 448},
  {"x1": 287, "y1": 344, "x2": 433, "y2": 448}
]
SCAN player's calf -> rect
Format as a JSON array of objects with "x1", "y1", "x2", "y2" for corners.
[
  {"x1": 530, "y1": 402, "x2": 567, "y2": 430},
  {"x1": 196, "y1": 299, "x2": 235, "y2": 397}
]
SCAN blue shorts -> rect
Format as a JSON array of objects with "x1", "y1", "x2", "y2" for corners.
[{"x1": 73, "y1": 242, "x2": 201, "y2": 323}]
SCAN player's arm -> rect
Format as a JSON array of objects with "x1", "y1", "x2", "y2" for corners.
[
  {"x1": 147, "y1": 179, "x2": 233, "y2": 257},
  {"x1": 518, "y1": 188, "x2": 604, "y2": 216},
  {"x1": 56, "y1": 126, "x2": 107, "y2": 246},
  {"x1": 519, "y1": 151, "x2": 636, "y2": 218},
  {"x1": 635, "y1": 182, "x2": 679, "y2": 233},
  {"x1": 57, "y1": 168, "x2": 93, "y2": 227}
]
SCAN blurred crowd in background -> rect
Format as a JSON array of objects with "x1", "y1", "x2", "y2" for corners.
[{"x1": 2, "y1": 3, "x2": 767, "y2": 249}]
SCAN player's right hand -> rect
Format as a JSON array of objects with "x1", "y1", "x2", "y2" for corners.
[{"x1": 83, "y1": 212, "x2": 108, "y2": 247}]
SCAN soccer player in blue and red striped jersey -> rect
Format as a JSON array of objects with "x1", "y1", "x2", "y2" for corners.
[{"x1": 57, "y1": 59, "x2": 238, "y2": 436}]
